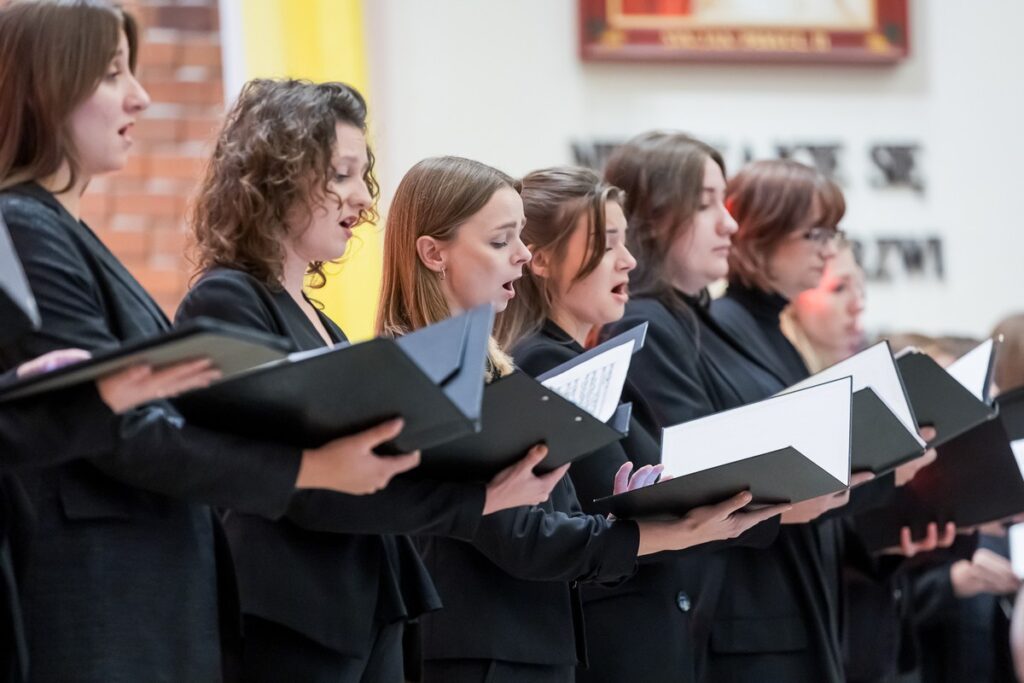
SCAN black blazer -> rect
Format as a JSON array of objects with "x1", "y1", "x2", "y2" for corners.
[
  {"x1": 605, "y1": 292, "x2": 846, "y2": 683},
  {"x1": 515, "y1": 320, "x2": 781, "y2": 683},
  {"x1": 0, "y1": 183, "x2": 301, "y2": 683},
  {"x1": 176, "y1": 267, "x2": 489, "y2": 657},
  {"x1": 416, "y1": 331, "x2": 640, "y2": 668}
]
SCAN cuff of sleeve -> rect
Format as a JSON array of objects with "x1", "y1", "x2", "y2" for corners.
[
  {"x1": 448, "y1": 482, "x2": 487, "y2": 541},
  {"x1": 600, "y1": 519, "x2": 641, "y2": 582}
]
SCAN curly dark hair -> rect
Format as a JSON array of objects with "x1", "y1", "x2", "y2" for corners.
[{"x1": 189, "y1": 78, "x2": 379, "y2": 289}]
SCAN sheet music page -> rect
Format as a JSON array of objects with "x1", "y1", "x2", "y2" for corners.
[
  {"x1": 946, "y1": 338, "x2": 993, "y2": 402},
  {"x1": 663, "y1": 377, "x2": 852, "y2": 485},
  {"x1": 541, "y1": 340, "x2": 634, "y2": 422},
  {"x1": 1010, "y1": 521, "x2": 1024, "y2": 578},
  {"x1": 781, "y1": 342, "x2": 925, "y2": 447}
]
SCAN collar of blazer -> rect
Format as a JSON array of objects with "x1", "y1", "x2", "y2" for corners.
[{"x1": 9, "y1": 182, "x2": 171, "y2": 331}]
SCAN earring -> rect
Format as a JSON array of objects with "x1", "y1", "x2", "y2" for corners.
[{"x1": 440, "y1": 266, "x2": 447, "y2": 280}]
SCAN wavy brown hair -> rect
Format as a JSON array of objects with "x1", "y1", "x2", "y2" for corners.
[
  {"x1": 495, "y1": 166, "x2": 624, "y2": 350},
  {"x1": 189, "y1": 78, "x2": 378, "y2": 290},
  {"x1": 726, "y1": 159, "x2": 845, "y2": 291},
  {"x1": 377, "y1": 156, "x2": 515, "y2": 378},
  {"x1": 0, "y1": 0, "x2": 138, "y2": 192},
  {"x1": 603, "y1": 131, "x2": 724, "y2": 313}
]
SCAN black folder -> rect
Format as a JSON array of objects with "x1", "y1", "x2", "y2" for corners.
[
  {"x1": 856, "y1": 388, "x2": 1024, "y2": 549},
  {"x1": 173, "y1": 305, "x2": 494, "y2": 453},
  {"x1": 417, "y1": 325, "x2": 646, "y2": 479},
  {"x1": 418, "y1": 373, "x2": 633, "y2": 480},
  {"x1": 0, "y1": 207, "x2": 41, "y2": 346},
  {"x1": 593, "y1": 377, "x2": 853, "y2": 520},
  {"x1": 782, "y1": 342, "x2": 926, "y2": 474},
  {"x1": 897, "y1": 349, "x2": 998, "y2": 447},
  {"x1": 0, "y1": 317, "x2": 291, "y2": 402}
]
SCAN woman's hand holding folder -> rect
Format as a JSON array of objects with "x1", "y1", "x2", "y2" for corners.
[
  {"x1": 635, "y1": 491, "x2": 792, "y2": 556},
  {"x1": 16, "y1": 350, "x2": 223, "y2": 414},
  {"x1": 296, "y1": 418, "x2": 422, "y2": 495},
  {"x1": 482, "y1": 444, "x2": 569, "y2": 515}
]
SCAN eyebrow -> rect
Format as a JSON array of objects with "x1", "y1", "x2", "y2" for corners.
[{"x1": 492, "y1": 222, "x2": 519, "y2": 232}]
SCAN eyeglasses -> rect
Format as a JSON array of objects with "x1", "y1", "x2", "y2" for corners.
[{"x1": 801, "y1": 227, "x2": 845, "y2": 246}]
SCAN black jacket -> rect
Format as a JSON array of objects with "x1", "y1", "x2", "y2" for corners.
[
  {"x1": 0, "y1": 182, "x2": 301, "y2": 682},
  {"x1": 605, "y1": 290, "x2": 845, "y2": 683},
  {"x1": 176, "y1": 267, "x2": 488, "y2": 657},
  {"x1": 417, "y1": 329, "x2": 640, "y2": 668}
]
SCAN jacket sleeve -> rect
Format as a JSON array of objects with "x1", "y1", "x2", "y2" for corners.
[
  {"x1": 177, "y1": 266, "x2": 487, "y2": 533},
  {"x1": 0, "y1": 197, "x2": 300, "y2": 518},
  {"x1": 470, "y1": 477, "x2": 640, "y2": 584}
]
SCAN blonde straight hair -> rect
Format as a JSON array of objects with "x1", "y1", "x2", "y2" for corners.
[{"x1": 377, "y1": 155, "x2": 515, "y2": 379}]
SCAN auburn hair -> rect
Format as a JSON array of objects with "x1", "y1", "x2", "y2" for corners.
[{"x1": 0, "y1": 0, "x2": 139, "y2": 191}]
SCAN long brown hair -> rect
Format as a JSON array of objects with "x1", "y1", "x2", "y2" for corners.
[
  {"x1": 189, "y1": 78, "x2": 378, "y2": 291},
  {"x1": 495, "y1": 166, "x2": 624, "y2": 350},
  {"x1": 0, "y1": 0, "x2": 139, "y2": 191},
  {"x1": 603, "y1": 131, "x2": 724, "y2": 312},
  {"x1": 726, "y1": 159, "x2": 845, "y2": 290},
  {"x1": 377, "y1": 155, "x2": 514, "y2": 378}
]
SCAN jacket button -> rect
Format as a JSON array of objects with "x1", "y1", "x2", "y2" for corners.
[{"x1": 676, "y1": 591, "x2": 691, "y2": 613}]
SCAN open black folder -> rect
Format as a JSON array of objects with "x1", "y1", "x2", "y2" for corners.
[
  {"x1": 0, "y1": 317, "x2": 291, "y2": 402},
  {"x1": 174, "y1": 305, "x2": 494, "y2": 454},
  {"x1": 780, "y1": 341, "x2": 926, "y2": 474},
  {"x1": 896, "y1": 339, "x2": 1000, "y2": 448},
  {"x1": 0, "y1": 207, "x2": 41, "y2": 346},
  {"x1": 855, "y1": 385, "x2": 1024, "y2": 550},
  {"x1": 417, "y1": 324, "x2": 647, "y2": 480},
  {"x1": 593, "y1": 377, "x2": 853, "y2": 520}
]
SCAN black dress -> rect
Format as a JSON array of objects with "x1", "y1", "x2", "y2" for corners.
[
  {"x1": 0, "y1": 182, "x2": 301, "y2": 683},
  {"x1": 176, "y1": 266, "x2": 489, "y2": 683},
  {"x1": 415, "y1": 328, "x2": 642, "y2": 683},
  {"x1": 605, "y1": 289, "x2": 845, "y2": 683}
]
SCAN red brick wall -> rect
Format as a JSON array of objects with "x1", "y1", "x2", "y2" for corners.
[{"x1": 82, "y1": 0, "x2": 225, "y2": 316}]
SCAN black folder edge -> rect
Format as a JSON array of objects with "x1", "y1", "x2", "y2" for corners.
[
  {"x1": 172, "y1": 307, "x2": 493, "y2": 452},
  {"x1": 850, "y1": 387, "x2": 926, "y2": 475},
  {"x1": 592, "y1": 376, "x2": 854, "y2": 519},
  {"x1": 0, "y1": 317, "x2": 292, "y2": 402},
  {"x1": 0, "y1": 207, "x2": 41, "y2": 345},
  {"x1": 394, "y1": 304, "x2": 493, "y2": 425},
  {"x1": 897, "y1": 351, "x2": 999, "y2": 448},
  {"x1": 855, "y1": 399, "x2": 1024, "y2": 551},
  {"x1": 535, "y1": 322, "x2": 647, "y2": 383},
  {"x1": 418, "y1": 371, "x2": 634, "y2": 480}
]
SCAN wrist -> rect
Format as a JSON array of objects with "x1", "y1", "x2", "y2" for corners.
[{"x1": 295, "y1": 448, "x2": 322, "y2": 489}]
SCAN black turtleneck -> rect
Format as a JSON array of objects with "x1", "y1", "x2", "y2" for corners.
[{"x1": 711, "y1": 280, "x2": 810, "y2": 387}]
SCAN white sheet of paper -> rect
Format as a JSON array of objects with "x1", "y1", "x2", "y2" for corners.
[
  {"x1": 1010, "y1": 522, "x2": 1024, "y2": 579},
  {"x1": 662, "y1": 376, "x2": 852, "y2": 485},
  {"x1": 541, "y1": 340, "x2": 634, "y2": 422},
  {"x1": 781, "y1": 342, "x2": 925, "y2": 448},
  {"x1": 1011, "y1": 440, "x2": 1024, "y2": 480},
  {"x1": 946, "y1": 338, "x2": 993, "y2": 402}
]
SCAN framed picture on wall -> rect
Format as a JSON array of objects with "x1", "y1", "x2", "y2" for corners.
[{"x1": 579, "y1": 0, "x2": 909, "y2": 64}]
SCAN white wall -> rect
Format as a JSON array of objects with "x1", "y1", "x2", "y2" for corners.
[{"x1": 364, "y1": 0, "x2": 1024, "y2": 338}]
